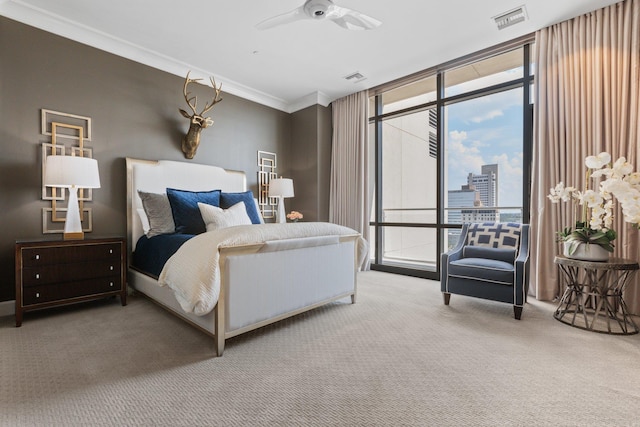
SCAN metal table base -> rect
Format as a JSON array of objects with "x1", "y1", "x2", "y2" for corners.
[{"x1": 554, "y1": 256, "x2": 639, "y2": 335}]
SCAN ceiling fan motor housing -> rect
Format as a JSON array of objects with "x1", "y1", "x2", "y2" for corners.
[{"x1": 304, "y1": 0, "x2": 331, "y2": 19}]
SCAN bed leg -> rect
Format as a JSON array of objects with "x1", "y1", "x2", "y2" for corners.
[
  {"x1": 351, "y1": 293, "x2": 356, "y2": 304},
  {"x1": 214, "y1": 301, "x2": 225, "y2": 357},
  {"x1": 215, "y1": 334, "x2": 225, "y2": 357}
]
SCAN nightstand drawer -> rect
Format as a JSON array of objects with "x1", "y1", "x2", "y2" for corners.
[
  {"x1": 21, "y1": 243, "x2": 121, "y2": 267},
  {"x1": 22, "y1": 260, "x2": 122, "y2": 287},
  {"x1": 22, "y1": 277, "x2": 122, "y2": 306},
  {"x1": 15, "y1": 237, "x2": 127, "y2": 326}
]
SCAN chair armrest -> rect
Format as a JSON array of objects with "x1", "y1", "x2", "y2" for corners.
[
  {"x1": 515, "y1": 224, "x2": 530, "y2": 265},
  {"x1": 441, "y1": 224, "x2": 469, "y2": 285},
  {"x1": 443, "y1": 224, "x2": 468, "y2": 260},
  {"x1": 514, "y1": 224, "x2": 530, "y2": 305}
]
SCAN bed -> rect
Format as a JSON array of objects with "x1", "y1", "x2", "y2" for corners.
[{"x1": 126, "y1": 157, "x2": 364, "y2": 356}]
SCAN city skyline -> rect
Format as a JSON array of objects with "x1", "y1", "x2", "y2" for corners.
[{"x1": 446, "y1": 86, "x2": 524, "y2": 210}]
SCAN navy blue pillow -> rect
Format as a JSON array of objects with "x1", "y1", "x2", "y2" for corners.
[
  {"x1": 166, "y1": 188, "x2": 221, "y2": 234},
  {"x1": 462, "y1": 245, "x2": 516, "y2": 264},
  {"x1": 220, "y1": 191, "x2": 262, "y2": 224}
]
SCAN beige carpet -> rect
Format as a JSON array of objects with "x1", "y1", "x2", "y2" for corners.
[{"x1": 1, "y1": 271, "x2": 639, "y2": 427}]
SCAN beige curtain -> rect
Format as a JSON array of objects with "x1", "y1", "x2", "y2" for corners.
[
  {"x1": 532, "y1": 0, "x2": 640, "y2": 313},
  {"x1": 330, "y1": 90, "x2": 371, "y2": 269}
]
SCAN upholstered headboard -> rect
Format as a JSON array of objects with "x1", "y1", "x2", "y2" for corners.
[{"x1": 125, "y1": 158, "x2": 247, "y2": 257}]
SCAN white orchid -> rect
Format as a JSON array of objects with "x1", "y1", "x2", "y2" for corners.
[
  {"x1": 581, "y1": 189, "x2": 603, "y2": 207},
  {"x1": 585, "y1": 152, "x2": 611, "y2": 169},
  {"x1": 549, "y1": 152, "x2": 640, "y2": 254},
  {"x1": 587, "y1": 152, "x2": 640, "y2": 230},
  {"x1": 625, "y1": 172, "x2": 640, "y2": 186},
  {"x1": 548, "y1": 182, "x2": 579, "y2": 203}
]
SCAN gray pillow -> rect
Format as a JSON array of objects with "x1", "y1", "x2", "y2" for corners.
[{"x1": 138, "y1": 191, "x2": 175, "y2": 238}]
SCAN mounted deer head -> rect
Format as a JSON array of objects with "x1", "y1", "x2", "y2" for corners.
[{"x1": 179, "y1": 71, "x2": 223, "y2": 159}]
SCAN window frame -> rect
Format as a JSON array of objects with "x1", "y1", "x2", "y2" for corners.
[{"x1": 368, "y1": 40, "x2": 534, "y2": 280}]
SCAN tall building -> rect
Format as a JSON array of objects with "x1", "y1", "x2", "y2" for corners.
[
  {"x1": 447, "y1": 184, "x2": 479, "y2": 224},
  {"x1": 467, "y1": 164, "x2": 498, "y2": 208}
]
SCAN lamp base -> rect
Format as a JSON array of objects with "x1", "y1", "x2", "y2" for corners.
[
  {"x1": 63, "y1": 186, "x2": 85, "y2": 240},
  {"x1": 63, "y1": 231, "x2": 84, "y2": 240},
  {"x1": 277, "y1": 196, "x2": 286, "y2": 223}
]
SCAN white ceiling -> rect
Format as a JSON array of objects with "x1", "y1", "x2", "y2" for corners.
[{"x1": 0, "y1": 0, "x2": 621, "y2": 112}]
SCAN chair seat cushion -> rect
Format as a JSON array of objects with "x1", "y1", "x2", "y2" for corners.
[{"x1": 449, "y1": 257, "x2": 514, "y2": 285}]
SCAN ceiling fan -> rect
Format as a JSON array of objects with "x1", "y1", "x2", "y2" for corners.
[{"x1": 256, "y1": 0, "x2": 382, "y2": 31}]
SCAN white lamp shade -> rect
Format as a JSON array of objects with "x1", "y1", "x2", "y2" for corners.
[
  {"x1": 268, "y1": 178, "x2": 294, "y2": 198},
  {"x1": 44, "y1": 155, "x2": 101, "y2": 189}
]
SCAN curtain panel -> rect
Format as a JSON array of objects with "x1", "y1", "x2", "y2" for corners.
[
  {"x1": 329, "y1": 90, "x2": 371, "y2": 270},
  {"x1": 532, "y1": 0, "x2": 640, "y2": 313}
]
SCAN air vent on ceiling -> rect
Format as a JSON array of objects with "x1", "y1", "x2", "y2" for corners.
[
  {"x1": 344, "y1": 71, "x2": 366, "y2": 83},
  {"x1": 493, "y1": 5, "x2": 528, "y2": 30}
]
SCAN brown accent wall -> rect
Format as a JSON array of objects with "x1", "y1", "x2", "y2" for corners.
[
  {"x1": 290, "y1": 104, "x2": 332, "y2": 222},
  {"x1": 0, "y1": 16, "x2": 313, "y2": 302}
]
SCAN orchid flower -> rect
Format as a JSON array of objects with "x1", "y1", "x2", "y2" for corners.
[{"x1": 585, "y1": 152, "x2": 611, "y2": 169}]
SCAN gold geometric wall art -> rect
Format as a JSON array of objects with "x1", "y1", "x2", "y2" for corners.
[
  {"x1": 41, "y1": 109, "x2": 94, "y2": 235},
  {"x1": 257, "y1": 150, "x2": 278, "y2": 221}
]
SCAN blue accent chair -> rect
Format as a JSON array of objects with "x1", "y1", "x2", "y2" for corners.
[{"x1": 441, "y1": 222, "x2": 530, "y2": 319}]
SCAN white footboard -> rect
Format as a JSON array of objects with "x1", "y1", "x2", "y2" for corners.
[
  {"x1": 129, "y1": 235, "x2": 358, "y2": 356},
  {"x1": 126, "y1": 157, "x2": 361, "y2": 357}
]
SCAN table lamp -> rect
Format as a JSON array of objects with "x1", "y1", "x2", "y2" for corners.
[
  {"x1": 268, "y1": 178, "x2": 294, "y2": 223},
  {"x1": 44, "y1": 155, "x2": 101, "y2": 240}
]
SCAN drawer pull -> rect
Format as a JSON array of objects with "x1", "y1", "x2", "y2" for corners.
[
  {"x1": 35, "y1": 273, "x2": 40, "y2": 280},
  {"x1": 110, "y1": 266, "x2": 114, "y2": 271},
  {"x1": 35, "y1": 254, "x2": 40, "y2": 260},
  {"x1": 109, "y1": 249, "x2": 113, "y2": 254},
  {"x1": 35, "y1": 292, "x2": 40, "y2": 298},
  {"x1": 110, "y1": 282, "x2": 114, "y2": 287}
]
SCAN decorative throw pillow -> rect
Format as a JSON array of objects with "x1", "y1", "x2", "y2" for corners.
[
  {"x1": 467, "y1": 222, "x2": 521, "y2": 249},
  {"x1": 220, "y1": 191, "x2": 263, "y2": 224},
  {"x1": 462, "y1": 245, "x2": 516, "y2": 263},
  {"x1": 137, "y1": 208, "x2": 151, "y2": 234},
  {"x1": 138, "y1": 191, "x2": 175, "y2": 238},
  {"x1": 166, "y1": 188, "x2": 221, "y2": 235},
  {"x1": 253, "y1": 198, "x2": 265, "y2": 224},
  {"x1": 198, "y1": 201, "x2": 252, "y2": 232}
]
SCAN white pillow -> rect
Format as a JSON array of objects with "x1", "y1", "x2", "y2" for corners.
[
  {"x1": 198, "y1": 201, "x2": 252, "y2": 232},
  {"x1": 137, "y1": 208, "x2": 150, "y2": 234}
]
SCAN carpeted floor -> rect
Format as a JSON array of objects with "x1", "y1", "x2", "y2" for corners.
[{"x1": 1, "y1": 271, "x2": 639, "y2": 427}]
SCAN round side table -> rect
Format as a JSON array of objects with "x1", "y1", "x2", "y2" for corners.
[{"x1": 553, "y1": 255, "x2": 639, "y2": 335}]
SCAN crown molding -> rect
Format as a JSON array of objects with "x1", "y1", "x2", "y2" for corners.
[
  {"x1": 287, "y1": 91, "x2": 333, "y2": 113},
  {"x1": 0, "y1": 0, "x2": 309, "y2": 113}
]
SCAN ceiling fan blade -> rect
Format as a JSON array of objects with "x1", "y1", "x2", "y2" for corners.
[
  {"x1": 327, "y1": 6, "x2": 381, "y2": 30},
  {"x1": 256, "y1": 6, "x2": 306, "y2": 30}
]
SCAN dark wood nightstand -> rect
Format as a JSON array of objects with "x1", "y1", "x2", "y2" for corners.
[{"x1": 15, "y1": 237, "x2": 127, "y2": 326}]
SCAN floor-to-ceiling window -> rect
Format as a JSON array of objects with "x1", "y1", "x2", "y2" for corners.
[{"x1": 369, "y1": 40, "x2": 534, "y2": 279}]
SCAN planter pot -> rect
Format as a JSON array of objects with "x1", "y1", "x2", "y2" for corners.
[{"x1": 563, "y1": 241, "x2": 610, "y2": 261}]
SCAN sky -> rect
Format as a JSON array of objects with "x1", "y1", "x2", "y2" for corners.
[
  {"x1": 445, "y1": 70, "x2": 525, "y2": 209},
  {"x1": 379, "y1": 67, "x2": 527, "y2": 211}
]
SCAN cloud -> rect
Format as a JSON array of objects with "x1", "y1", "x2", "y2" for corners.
[
  {"x1": 446, "y1": 129, "x2": 524, "y2": 209},
  {"x1": 491, "y1": 153, "x2": 523, "y2": 207},
  {"x1": 471, "y1": 109, "x2": 504, "y2": 123},
  {"x1": 447, "y1": 130, "x2": 485, "y2": 188},
  {"x1": 449, "y1": 87, "x2": 521, "y2": 126}
]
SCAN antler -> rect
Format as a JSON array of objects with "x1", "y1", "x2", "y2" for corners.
[
  {"x1": 181, "y1": 71, "x2": 223, "y2": 116},
  {"x1": 182, "y1": 71, "x2": 200, "y2": 115},
  {"x1": 200, "y1": 76, "x2": 223, "y2": 115}
]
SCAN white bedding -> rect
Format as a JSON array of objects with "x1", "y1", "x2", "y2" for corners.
[{"x1": 158, "y1": 222, "x2": 367, "y2": 315}]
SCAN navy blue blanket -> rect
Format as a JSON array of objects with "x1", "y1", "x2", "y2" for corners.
[{"x1": 131, "y1": 233, "x2": 194, "y2": 278}]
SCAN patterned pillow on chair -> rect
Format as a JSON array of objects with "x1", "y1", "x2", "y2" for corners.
[{"x1": 467, "y1": 222, "x2": 521, "y2": 249}]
